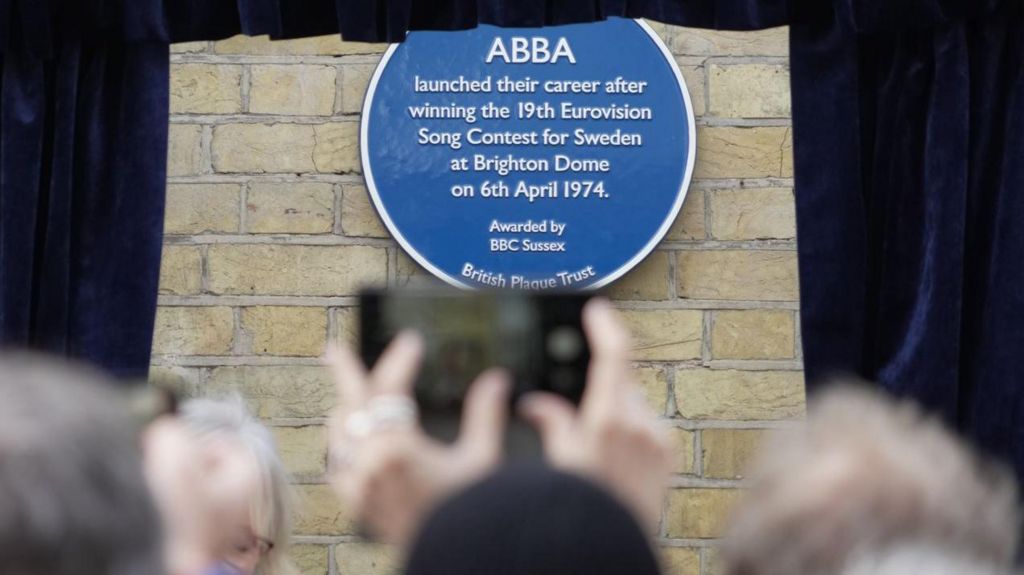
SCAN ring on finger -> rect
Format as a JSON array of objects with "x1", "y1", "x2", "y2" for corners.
[{"x1": 344, "y1": 395, "x2": 418, "y2": 438}]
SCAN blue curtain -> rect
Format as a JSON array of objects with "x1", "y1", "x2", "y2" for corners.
[
  {"x1": 2, "y1": 0, "x2": 1023, "y2": 479},
  {"x1": 0, "y1": 36, "x2": 169, "y2": 379}
]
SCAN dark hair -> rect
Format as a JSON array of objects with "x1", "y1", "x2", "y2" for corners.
[
  {"x1": 0, "y1": 354, "x2": 163, "y2": 575},
  {"x1": 405, "y1": 464, "x2": 662, "y2": 575}
]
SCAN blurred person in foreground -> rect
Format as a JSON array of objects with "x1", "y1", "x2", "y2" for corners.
[
  {"x1": 0, "y1": 353, "x2": 263, "y2": 575},
  {"x1": 178, "y1": 398, "x2": 295, "y2": 575},
  {"x1": 0, "y1": 354, "x2": 163, "y2": 575},
  {"x1": 721, "y1": 385, "x2": 1021, "y2": 575},
  {"x1": 842, "y1": 544, "x2": 1018, "y2": 575},
  {"x1": 323, "y1": 298, "x2": 674, "y2": 574}
]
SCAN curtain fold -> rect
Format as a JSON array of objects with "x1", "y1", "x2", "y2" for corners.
[
  {"x1": 0, "y1": 41, "x2": 168, "y2": 379},
  {"x1": 790, "y1": 0, "x2": 1024, "y2": 480},
  {"x1": 0, "y1": 0, "x2": 1013, "y2": 50}
]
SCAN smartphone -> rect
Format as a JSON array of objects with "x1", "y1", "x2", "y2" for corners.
[{"x1": 359, "y1": 289, "x2": 591, "y2": 451}]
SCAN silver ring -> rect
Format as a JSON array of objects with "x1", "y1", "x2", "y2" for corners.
[
  {"x1": 343, "y1": 396, "x2": 418, "y2": 438},
  {"x1": 367, "y1": 395, "x2": 419, "y2": 424},
  {"x1": 344, "y1": 410, "x2": 375, "y2": 438}
]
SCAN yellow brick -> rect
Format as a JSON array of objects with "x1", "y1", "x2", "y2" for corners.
[
  {"x1": 709, "y1": 64, "x2": 790, "y2": 118},
  {"x1": 341, "y1": 185, "x2": 388, "y2": 237},
  {"x1": 671, "y1": 428, "x2": 697, "y2": 475},
  {"x1": 152, "y1": 307, "x2": 233, "y2": 356},
  {"x1": 148, "y1": 365, "x2": 202, "y2": 397},
  {"x1": 290, "y1": 544, "x2": 329, "y2": 575},
  {"x1": 677, "y1": 63, "x2": 706, "y2": 117},
  {"x1": 604, "y1": 252, "x2": 671, "y2": 301},
  {"x1": 159, "y1": 245, "x2": 203, "y2": 296},
  {"x1": 272, "y1": 426, "x2": 327, "y2": 477},
  {"x1": 394, "y1": 251, "x2": 443, "y2": 288},
  {"x1": 704, "y1": 547, "x2": 726, "y2": 575},
  {"x1": 242, "y1": 306, "x2": 327, "y2": 356},
  {"x1": 675, "y1": 369, "x2": 805, "y2": 420},
  {"x1": 341, "y1": 64, "x2": 376, "y2": 114},
  {"x1": 667, "y1": 27, "x2": 789, "y2": 57},
  {"x1": 206, "y1": 366, "x2": 333, "y2": 418},
  {"x1": 246, "y1": 182, "x2": 335, "y2": 234},
  {"x1": 167, "y1": 124, "x2": 204, "y2": 177},
  {"x1": 212, "y1": 124, "x2": 316, "y2": 173},
  {"x1": 165, "y1": 183, "x2": 240, "y2": 234},
  {"x1": 677, "y1": 250, "x2": 798, "y2": 301},
  {"x1": 636, "y1": 367, "x2": 669, "y2": 415},
  {"x1": 214, "y1": 35, "x2": 385, "y2": 56},
  {"x1": 335, "y1": 543, "x2": 399, "y2": 575},
  {"x1": 170, "y1": 41, "x2": 207, "y2": 54},
  {"x1": 695, "y1": 127, "x2": 792, "y2": 179},
  {"x1": 170, "y1": 64, "x2": 242, "y2": 114},
  {"x1": 620, "y1": 309, "x2": 703, "y2": 361},
  {"x1": 207, "y1": 245, "x2": 387, "y2": 296},
  {"x1": 709, "y1": 188, "x2": 795, "y2": 240},
  {"x1": 702, "y1": 429, "x2": 767, "y2": 479},
  {"x1": 661, "y1": 547, "x2": 701, "y2": 575},
  {"x1": 294, "y1": 484, "x2": 356, "y2": 536},
  {"x1": 781, "y1": 127, "x2": 794, "y2": 177},
  {"x1": 334, "y1": 307, "x2": 359, "y2": 345},
  {"x1": 250, "y1": 65, "x2": 337, "y2": 116},
  {"x1": 646, "y1": 21, "x2": 674, "y2": 48},
  {"x1": 712, "y1": 310, "x2": 794, "y2": 360},
  {"x1": 665, "y1": 488, "x2": 741, "y2": 538},
  {"x1": 312, "y1": 122, "x2": 361, "y2": 173},
  {"x1": 666, "y1": 190, "x2": 706, "y2": 241}
]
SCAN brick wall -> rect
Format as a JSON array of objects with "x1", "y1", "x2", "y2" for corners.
[{"x1": 157, "y1": 23, "x2": 803, "y2": 575}]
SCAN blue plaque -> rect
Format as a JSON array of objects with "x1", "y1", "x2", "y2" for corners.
[{"x1": 361, "y1": 18, "x2": 695, "y2": 290}]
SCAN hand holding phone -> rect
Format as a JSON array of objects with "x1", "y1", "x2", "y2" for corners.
[
  {"x1": 519, "y1": 298, "x2": 674, "y2": 530},
  {"x1": 350, "y1": 290, "x2": 671, "y2": 534},
  {"x1": 324, "y1": 334, "x2": 510, "y2": 546},
  {"x1": 360, "y1": 290, "x2": 591, "y2": 449}
]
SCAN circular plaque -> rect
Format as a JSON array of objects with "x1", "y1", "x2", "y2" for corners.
[{"x1": 362, "y1": 18, "x2": 696, "y2": 290}]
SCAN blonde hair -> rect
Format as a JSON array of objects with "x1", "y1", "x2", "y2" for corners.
[
  {"x1": 180, "y1": 396, "x2": 296, "y2": 575},
  {"x1": 722, "y1": 385, "x2": 1020, "y2": 575}
]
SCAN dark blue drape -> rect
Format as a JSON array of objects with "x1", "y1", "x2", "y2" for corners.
[
  {"x1": 0, "y1": 38, "x2": 168, "y2": 379},
  {"x1": 2, "y1": 0, "x2": 1023, "y2": 480},
  {"x1": 788, "y1": 0, "x2": 1024, "y2": 484}
]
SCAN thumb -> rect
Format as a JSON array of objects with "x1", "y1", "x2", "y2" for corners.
[
  {"x1": 519, "y1": 392, "x2": 576, "y2": 455},
  {"x1": 456, "y1": 369, "x2": 511, "y2": 463}
]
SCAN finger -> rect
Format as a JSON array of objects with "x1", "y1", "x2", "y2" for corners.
[
  {"x1": 580, "y1": 298, "x2": 633, "y2": 413},
  {"x1": 625, "y1": 385, "x2": 659, "y2": 420},
  {"x1": 583, "y1": 298, "x2": 632, "y2": 359},
  {"x1": 518, "y1": 392, "x2": 576, "y2": 454},
  {"x1": 369, "y1": 330, "x2": 425, "y2": 396},
  {"x1": 456, "y1": 369, "x2": 511, "y2": 462},
  {"x1": 325, "y1": 344, "x2": 369, "y2": 411}
]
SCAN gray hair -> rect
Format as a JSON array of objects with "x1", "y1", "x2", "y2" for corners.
[
  {"x1": 0, "y1": 354, "x2": 163, "y2": 575},
  {"x1": 843, "y1": 544, "x2": 1019, "y2": 575},
  {"x1": 179, "y1": 397, "x2": 295, "y2": 575},
  {"x1": 722, "y1": 385, "x2": 1020, "y2": 575}
]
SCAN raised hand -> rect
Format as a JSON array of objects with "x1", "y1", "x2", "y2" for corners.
[
  {"x1": 520, "y1": 298, "x2": 673, "y2": 529},
  {"x1": 325, "y1": 332, "x2": 510, "y2": 545}
]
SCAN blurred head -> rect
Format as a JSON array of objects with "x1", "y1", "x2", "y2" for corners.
[
  {"x1": 0, "y1": 354, "x2": 163, "y2": 575},
  {"x1": 842, "y1": 543, "x2": 1018, "y2": 575},
  {"x1": 405, "y1": 464, "x2": 661, "y2": 575},
  {"x1": 722, "y1": 385, "x2": 1020, "y2": 575},
  {"x1": 179, "y1": 397, "x2": 294, "y2": 575}
]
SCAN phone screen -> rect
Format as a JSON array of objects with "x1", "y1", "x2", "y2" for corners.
[{"x1": 360, "y1": 290, "x2": 591, "y2": 446}]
